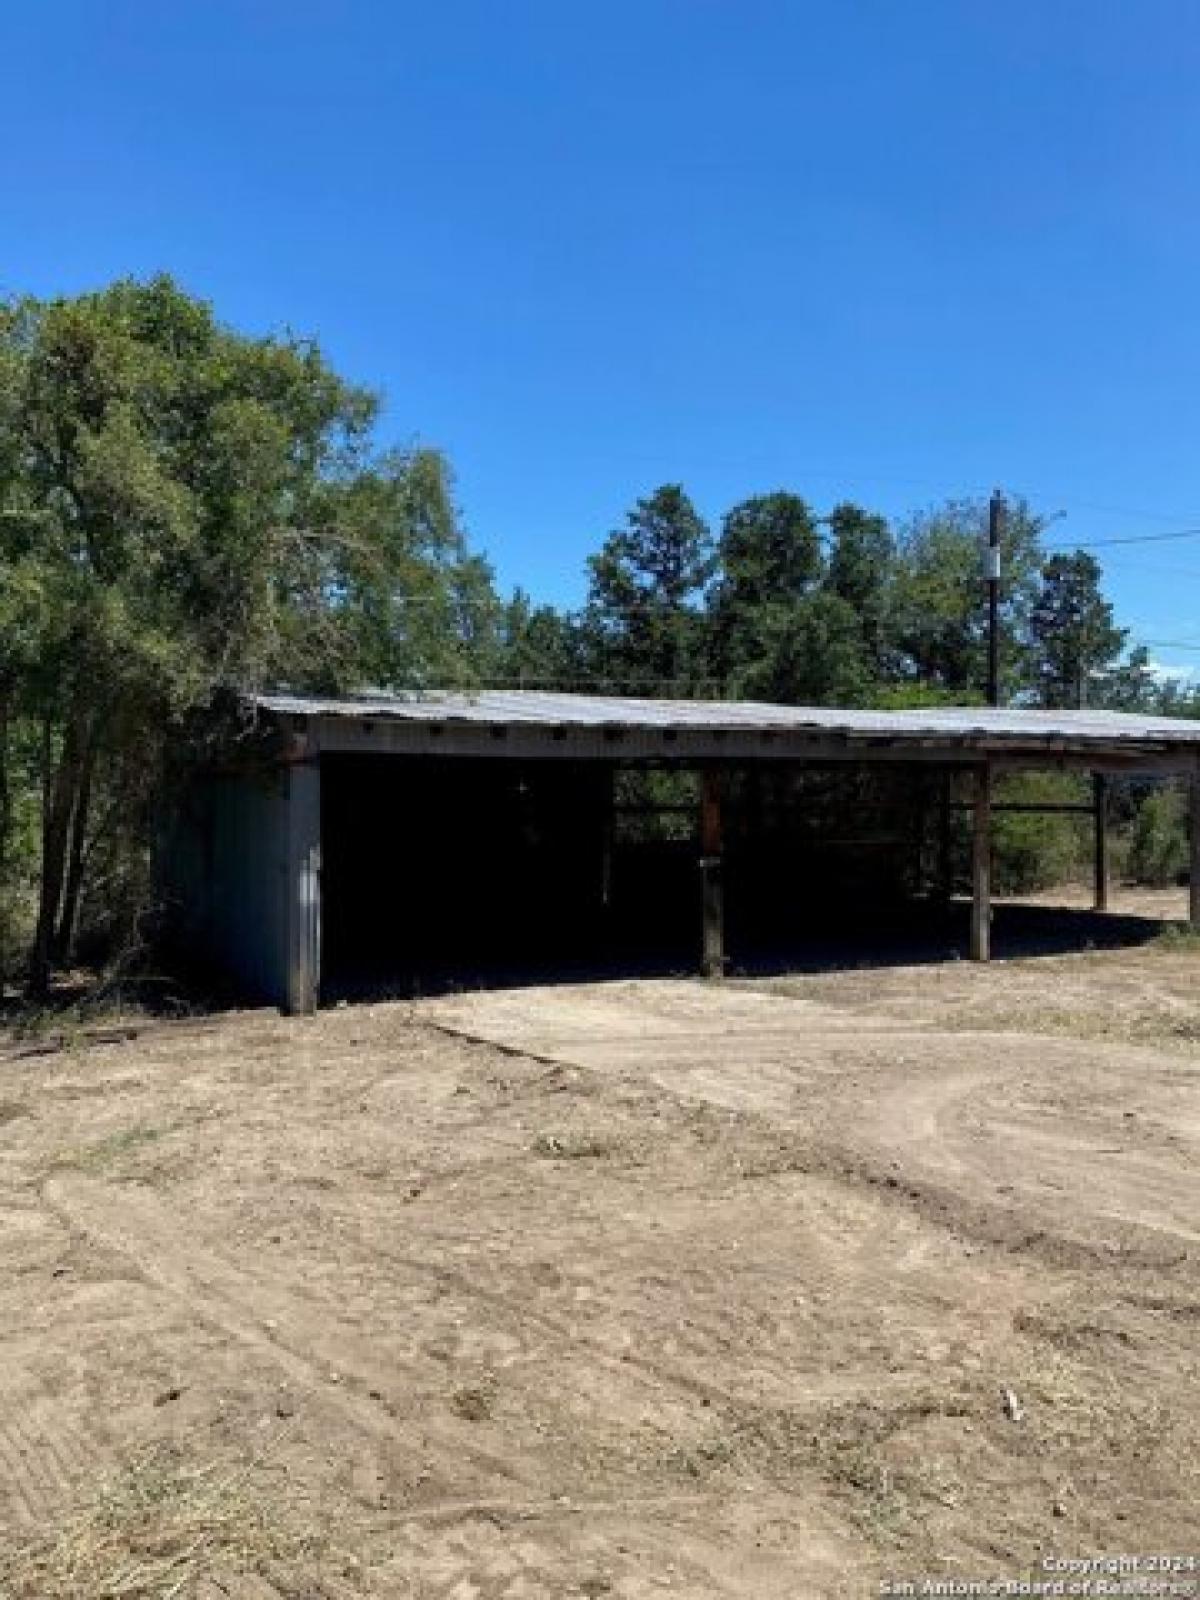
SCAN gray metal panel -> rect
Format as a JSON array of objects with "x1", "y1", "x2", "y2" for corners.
[
  {"x1": 210, "y1": 770, "x2": 293, "y2": 1006},
  {"x1": 249, "y1": 689, "x2": 1200, "y2": 748},
  {"x1": 160, "y1": 768, "x2": 296, "y2": 1007}
]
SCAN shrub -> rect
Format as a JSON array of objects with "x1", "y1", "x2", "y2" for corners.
[
  {"x1": 991, "y1": 772, "x2": 1089, "y2": 894},
  {"x1": 1128, "y1": 785, "x2": 1188, "y2": 886}
]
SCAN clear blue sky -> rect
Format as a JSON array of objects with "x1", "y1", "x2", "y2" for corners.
[{"x1": 6, "y1": 1, "x2": 1200, "y2": 671}]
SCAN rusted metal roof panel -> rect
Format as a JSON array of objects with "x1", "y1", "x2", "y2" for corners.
[{"x1": 248, "y1": 689, "x2": 1200, "y2": 748}]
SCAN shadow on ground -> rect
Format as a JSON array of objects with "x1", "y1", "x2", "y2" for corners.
[{"x1": 320, "y1": 895, "x2": 1179, "y2": 1004}]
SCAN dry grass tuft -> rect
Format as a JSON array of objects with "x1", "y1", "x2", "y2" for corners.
[
  {"x1": 51, "y1": 1124, "x2": 165, "y2": 1177},
  {"x1": 0, "y1": 1430, "x2": 330, "y2": 1599},
  {"x1": 532, "y1": 1130, "x2": 616, "y2": 1160}
]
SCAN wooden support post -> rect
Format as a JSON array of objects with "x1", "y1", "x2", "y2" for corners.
[
  {"x1": 600, "y1": 766, "x2": 615, "y2": 909},
  {"x1": 1191, "y1": 768, "x2": 1200, "y2": 933},
  {"x1": 970, "y1": 762, "x2": 992, "y2": 962},
  {"x1": 937, "y1": 771, "x2": 953, "y2": 903},
  {"x1": 284, "y1": 761, "x2": 322, "y2": 1014},
  {"x1": 1093, "y1": 773, "x2": 1109, "y2": 913},
  {"x1": 699, "y1": 768, "x2": 725, "y2": 978}
]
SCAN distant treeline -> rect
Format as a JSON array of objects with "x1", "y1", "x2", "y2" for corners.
[
  {"x1": 0, "y1": 278, "x2": 1192, "y2": 994},
  {"x1": 507, "y1": 485, "x2": 1183, "y2": 715}
]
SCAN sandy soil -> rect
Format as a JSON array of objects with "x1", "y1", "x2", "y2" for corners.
[{"x1": 1, "y1": 887, "x2": 1198, "y2": 1597}]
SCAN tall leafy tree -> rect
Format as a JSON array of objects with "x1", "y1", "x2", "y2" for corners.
[
  {"x1": 585, "y1": 485, "x2": 714, "y2": 692},
  {"x1": 709, "y1": 492, "x2": 838, "y2": 694},
  {"x1": 725, "y1": 590, "x2": 873, "y2": 706},
  {"x1": 501, "y1": 591, "x2": 586, "y2": 687},
  {"x1": 1100, "y1": 644, "x2": 1159, "y2": 712},
  {"x1": 825, "y1": 502, "x2": 894, "y2": 674},
  {"x1": 714, "y1": 493, "x2": 822, "y2": 612},
  {"x1": 0, "y1": 276, "x2": 499, "y2": 989},
  {"x1": 891, "y1": 496, "x2": 1046, "y2": 696},
  {"x1": 1029, "y1": 551, "x2": 1126, "y2": 707}
]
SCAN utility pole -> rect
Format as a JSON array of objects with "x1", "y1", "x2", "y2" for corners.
[{"x1": 986, "y1": 489, "x2": 1004, "y2": 707}]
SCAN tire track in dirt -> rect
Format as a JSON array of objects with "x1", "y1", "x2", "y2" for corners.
[
  {"x1": 37, "y1": 1158, "x2": 944, "y2": 1589},
  {"x1": 413, "y1": 982, "x2": 1200, "y2": 1468},
  {"x1": 424, "y1": 985, "x2": 1200, "y2": 1265},
  {"x1": 40, "y1": 1171, "x2": 867, "y2": 1556},
  {"x1": 39, "y1": 1173, "x2": 549, "y2": 1499},
  {"x1": 420, "y1": 999, "x2": 1032, "y2": 1368},
  {"x1": 0, "y1": 1418, "x2": 56, "y2": 1530},
  {"x1": 318, "y1": 1132, "x2": 986, "y2": 1424},
  {"x1": 831, "y1": 1032, "x2": 1200, "y2": 1257},
  {"x1": 0, "y1": 1394, "x2": 115, "y2": 1530}
]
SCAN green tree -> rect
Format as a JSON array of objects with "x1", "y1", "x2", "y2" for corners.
[
  {"x1": 709, "y1": 492, "x2": 823, "y2": 685},
  {"x1": 585, "y1": 485, "x2": 714, "y2": 692},
  {"x1": 1154, "y1": 673, "x2": 1200, "y2": 717},
  {"x1": 0, "y1": 276, "x2": 497, "y2": 990},
  {"x1": 825, "y1": 502, "x2": 894, "y2": 674},
  {"x1": 891, "y1": 496, "x2": 1046, "y2": 696},
  {"x1": 1099, "y1": 644, "x2": 1160, "y2": 712},
  {"x1": 991, "y1": 773, "x2": 1089, "y2": 892},
  {"x1": 501, "y1": 591, "x2": 586, "y2": 687},
  {"x1": 1029, "y1": 551, "x2": 1126, "y2": 707},
  {"x1": 724, "y1": 591, "x2": 872, "y2": 706},
  {"x1": 1128, "y1": 786, "x2": 1189, "y2": 886},
  {"x1": 297, "y1": 447, "x2": 502, "y2": 691},
  {"x1": 714, "y1": 493, "x2": 822, "y2": 610}
]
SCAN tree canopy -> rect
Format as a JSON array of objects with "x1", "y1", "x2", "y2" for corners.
[
  {"x1": 584, "y1": 484, "x2": 714, "y2": 692},
  {"x1": 0, "y1": 277, "x2": 500, "y2": 989},
  {"x1": 1029, "y1": 551, "x2": 1127, "y2": 708},
  {"x1": 0, "y1": 275, "x2": 1191, "y2": 994}
]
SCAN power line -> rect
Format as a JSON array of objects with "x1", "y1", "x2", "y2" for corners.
[
  {"x1": 792, "y1": 468, "x2": 1200, "y2": 528},
  {"x1": 1139, "y1": 638, "x2": 1200, "y2": 654},
  {"x1": 1094, "y1": 551, "x2": 1200, "y2": 578},
  {"x1": 1016, "y1": 494, "x2": 1200, "y2": 527},
  {"x1": 1043, "y1": 526, "x2": 1200, "y2": 551}
]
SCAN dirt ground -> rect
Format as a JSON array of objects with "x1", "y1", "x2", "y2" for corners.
[{"x1": 1, "y1": 888, "x2": 1199, "y2": 1598}]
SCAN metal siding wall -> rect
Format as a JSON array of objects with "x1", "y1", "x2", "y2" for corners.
[
  {"x1": 159, "y1": 763, "x2": 321, "y2": 1011},
  {"x1": 209, "y1": 770, "x2": 291, "y2": 1006}
]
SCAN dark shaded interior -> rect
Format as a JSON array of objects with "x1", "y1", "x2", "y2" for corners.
[
  {"x1": 317, "y1": 755, "x2": 1169, "y2": 1001},
  {"x1": 321, "y1": 756, "x2": 615, "y2": 994}
]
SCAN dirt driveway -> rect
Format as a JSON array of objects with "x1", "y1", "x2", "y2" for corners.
[{"x1": 1, "y1": 890, "x2": 1198, "y2": 1596}]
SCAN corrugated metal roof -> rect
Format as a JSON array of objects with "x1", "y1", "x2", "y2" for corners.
[{"x1": 249, "y1": 689, "x2": 1200, "y2": 746}]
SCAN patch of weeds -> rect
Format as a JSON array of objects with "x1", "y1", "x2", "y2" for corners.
[
  {"x1": 5, "y1": 1002, "x2": 79, "y2": 1044},
  {"x1": 822, "y1": 1445, "x2": 911, "y2": 1535},
  {"x1": 52, "y1": 1123, "x2": 164, "y2": 1176},
  {"x1": 664, "y1": 1433, "x2": 736, "y2": 1480},
  {"x1": 1129, "y1": 1289, "x2": 1200, "y2": 1321},
  {"x1": 1014, "y1": 1304, "x2": 1134, "y2": 1354},
  {"x1": 730, "y1": 1134, "x2": 814, "y2": 1181},
  {"x1": 1153, "y1": 923, "x2": 1200, "y2": 953},
  {"x1": 725, "y1": 1390, "x2": 972, "y2": 1544},
  {"x1": 533, "y1": 1131, "x2": 615, "y2": 1160},
  {"x1": 448, "y1": 1382, "x2": 496, "y2": 1422},
  {"x1": 0, "y1": 1437, "x2": 336, "y2": 1599}
]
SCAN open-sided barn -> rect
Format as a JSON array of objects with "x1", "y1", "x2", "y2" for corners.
[{"x1": 161, "y1": 690, "x2": 1200, "y2": 1011}]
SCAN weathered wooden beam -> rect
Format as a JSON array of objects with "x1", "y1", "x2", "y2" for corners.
[
  {"x1": 699, "y1": 768, "x2": 725, "y2": 979},
  {"x1": 949, "y1": 801, "x2": 1093, "y2": 815},
  {"x1": 600, "y1": 766, "x2": 615, "y2": 909},
  {"x1": 1093, "y1": 773, "x2": 1109, "y2": 913},
  {"x1": 306, "y1": 715, "x2": 1200, "y2": 773},
  {"x1": 284, "y1": 761, "x2": 321, "y2": 1015},
  {"x1": 970, "y1": 763, "x2": 992, "y2": 962},
  {"x1": 937, "y1": 772, "x2": 954, "y2": 902}
]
